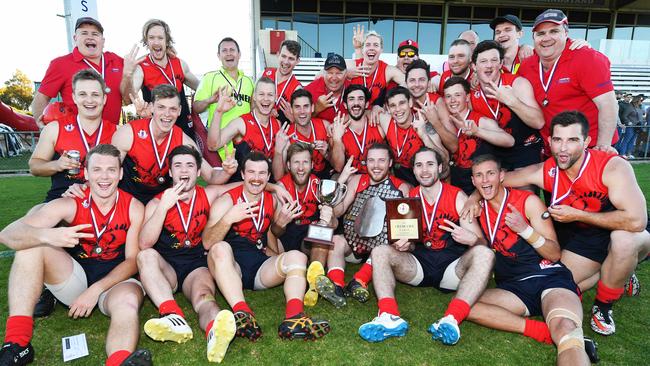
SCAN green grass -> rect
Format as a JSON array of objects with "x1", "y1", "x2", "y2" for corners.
[{"x1": 1, "y1": 167, "x2": 649, "y2": 365}]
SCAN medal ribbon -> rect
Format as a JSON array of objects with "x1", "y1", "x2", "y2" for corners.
[
  {"x1": 393, "y1": 121, "x2": 412, "y2": 159},
  {"x1": 538, "y1": 56, "x2": 561, "y2": 100},
  {"x1": 456, "y1": 110, "x2": 471, "y2": 137},
  {"x1": 149, "y1": 55, "x2": 176, "y2": 87},
  {"x1": 175, "y1": 189, "x2": 197, "y2": 242},
  {"x1": 483, "y1": 187, "x2": 509, "y2": 245},
  {"x1": 291, "y1": 121, "x2": 316, "y2": 144},
  {"x1": 349, "y1": 122, "x2": 368, "y2": 156},
  {"x1": 76, "y1": 116, "x2": 104, "y2": 153},
  {"x1": 82, "y1": 54, "x2": 105, "y2": 80},
  {"x1": 242, "y1": 192, "x2": 265, "y2": 234},
  {"x1": 420, "y1": 185, "x2": 443, "y2": 235},
  {"x1": 149, "y1": 119, "x2": 174, "y2": 171},
  {"x1": 479, "y1": 78, "x2": 502, "y2": 120},
  {"x1": 274, "y1": 73, "x2": 294, "y2": 106},
  {"x1": 88, "y1": 191, "x2": 120, "y2": 248},
  {"x1": 219, "y1": 70, "x2": 243, "y2": 103},
  {"x1": 252, "y1": 110, "x2": 274, "y2": 153},
  {"x1": 294, "y1": 177, "x2": 315, "y2": 209},
  {"x1": 363, "y1": 65, "x2": 379, "y2": 92},
  {"x1": 550, "y1": 150, "x2": 591, "y2": 206}
]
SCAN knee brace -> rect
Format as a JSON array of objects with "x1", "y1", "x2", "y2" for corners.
[{"x1": 557, "y1": 327, "x2": 585, "y2": 355}]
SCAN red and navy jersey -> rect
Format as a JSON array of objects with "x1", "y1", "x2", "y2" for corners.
[
  {"x1": 385, "y1": 118, "x2": 424, "y2": 169},
  {"x1": 46, "y1": 119, "x2": 117, "y2": 202},
  {"x1": 341, "y1": 123, "x2": 385, "y2": 174},
  {"x1": 350, "y1": 59, "x2": 388, "y2": 106},
  {"x1": 452, "y1": 111, "x2": 495, "y2": 169},
  {"x1": 120, "y1": 118, "x2": 184, "y2": 203},
  {"x1": 409, "y1": 184, "x2": 466, "y2": 255},
  {"x1": 287, "y1": 118, "x2": 329, "y2": 173},
  {"x1": 236, "y1": 113, "x2": 281, "y2": 160},
  {"x1": 66, "y1": 188, "x2": 133, "y2": 263},
  {"x1": 140, "y1": 56, "x2": 185, "y2": 93},
  {"x1": 304, "y1": 78, "x2": 349, "y2": 122},
  {"x1": 154, "y1": 186, "x2": 210, "y2": 259},
  {"x1": 437, "y1": 69, "x2": 473, "y2": 96},
  {"x1": 470, "y1": 73, "x2": 541, "y2": 151},
  {"x1": 479, "y1": 188, "x2": 564, "y2": 283},
  {"x1": 542, "y1": 149, "x2": 616, "y2": 230},
  {"x1": 356, "y1": 174, "x2": 405, "y2": 194},
  {"x1": 263, "y1": 68, "x2": 302, "y2": 109},
  {"x1": 518, "y1": 39, "x2": 616, "y2": 148},
  {"x1": 225, "y1": 185, "x2": 275, "y2": 243},
  {"x1": 278, "y1": 173, "x2": 320, "y2": 225}
]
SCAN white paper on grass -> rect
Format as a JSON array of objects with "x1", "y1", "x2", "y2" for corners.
[{"x1": 62, "y1": 333, "x2": 89, "y2": 362}]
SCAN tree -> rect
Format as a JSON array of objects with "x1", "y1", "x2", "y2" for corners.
[{"x1": 0, "y1": 70, "x2": 34, "y2": 111}]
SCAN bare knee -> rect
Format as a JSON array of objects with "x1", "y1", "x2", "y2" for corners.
[
  {"x1": 332, "y1": 236, "x2": 347, "y2": 253},
  {"x1": 208, "y1": 242, "x2": 233, "y2": 263},
  {"x1": 107, "y1": 288, "x2": 142, "y2": 315},
  {"x1": 284, "y1": 250, "x2": 308, "y2": 265},
  {"x1": 370, "y1": 245, "x2": 394, "y2": 264},
  {"x1": 610, "y1": 230, "x2": 641, "y2": 259},
  {"x1": 136, "y1": 248, "x2": 160, "y2": 268},
  {"x1": 469, "y1": 245, "x2": 495, "y2": 268}
]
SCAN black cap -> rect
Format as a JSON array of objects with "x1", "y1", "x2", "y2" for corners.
[
  {"x1": 75, "y1": 17, "x2": 104, "y2": 33},
  {"x1": 324, "y1": 53, "x2": 346, "y2": 70},
  {"x1": 490, "y1": 15, "x2": 523, "y2": 31},
  {"x1": 533, "y1": 9, "x2": 568, "y2": 32}
]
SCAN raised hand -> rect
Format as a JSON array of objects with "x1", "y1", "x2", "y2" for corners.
[
  {"x1": 278, "y1": 98, "x2": 295, "y2": 123},
  {"x1": 42, "y1": 224, "x2": 94, "y2": 248},
  {"x1": 227, "y1": 200, "x2": 260, "y2": 224},
  {"x1": 352, "y1": 24, "x2": 365, "y2": 50},
  {"x1": 276, "y1": 200, "x2": 303, "y2": 228},
  {"x1": 130, "y1": 93, "x2": 152, "y2": 118},
  {"x1": 439, "y1": 219, "x2": 478, "y2": 246},
  {"x1": 504, "y1": 203, "x2": 528, "y2": 233},
  {"x1": 123, "y1": 44, "x2": 145, "y2": 77},
  {"x1": 337, "y1": 155, "x2": 358, "y2": 184},
  {"x1": 221, "y1": 145, "x2": 238, "y2": 175},
  {"x1": 275, "y1": 122, "x2": 291, "y2": 154},
  {"x1": 159, "y1": 181, "x2": 189, "y2": 211},
  {"x1": 331, "y1": 111, "x2": 350, "y2": 141},
  {"x1": 57, "y1": 150, "x2": 82, "y2": 172},
  {"x1": 62, "y1": 183, "x2": 87, "y2": 199},
  {"x1": 216, "y1": 86, "x2": 236, "y2": 113}
]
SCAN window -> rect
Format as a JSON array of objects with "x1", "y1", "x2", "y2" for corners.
[
  {"x1": 320, "y1": 16, "x2": 344, "y2": 56},
  {"x1": 394, "y1": 19, "x2": 419, "y2": 52},
  {"x1": 418, "y1": 20, "x2": 442, "y2": 54},
  {"x1": 587, "y1": 26, "x2": 608, "y2": 49},
  {"x1": 472, "y1": 23, "x2": 492, "y2": 45},
  {"x1": 445, "y1": 21, "x2": 470, "y2": 53},
  {"x1": 294, "y1": 13, "x2": 318, "y2": 50},
  {"x1": 294, "y1": 0, "x2": 317, "y2": 13},
  {"x1": 369, "y1": 18, "x2": 394, "y2": 52}
]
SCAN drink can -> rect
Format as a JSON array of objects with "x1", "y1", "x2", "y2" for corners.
[{"x1": 67, "y1": 150, "x2": 81, "y2": 175}]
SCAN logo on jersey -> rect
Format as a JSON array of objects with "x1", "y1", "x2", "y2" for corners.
[
  {"x1": 64, "y1": 124, "x2": 75, "y2": 132},
  {"x1": 547, "y1": 167, "x2": 556, "y2": 178},
  {"x1": 111, "y1": 68, "x2": 120, "y2": 72},
  {"x1": 539, "y1": 259, "x2": 562, "y2": 270},
  {"x1": 474, "y1": 91, "x2": 481, "y2": 98},
  {"x1": 266, "y1": 70, "x2": 272, "y2": 76},
  {"x1": 138, "y1": 129, "x2": 148, "y2": 139},
  {"x1": 558, "y1": 77, "x2": 571, "y2": 84},
  {"x1": 82, "y1": 199, "x2": 90, "y2": 208}
]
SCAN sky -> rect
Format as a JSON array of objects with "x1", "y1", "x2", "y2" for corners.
[{"x1": 1, "y1": 1, "x2": 253, "y2": 87}]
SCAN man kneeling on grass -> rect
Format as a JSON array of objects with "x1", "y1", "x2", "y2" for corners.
[
  {"x1": 137, "y1": 145, "x2": 238, "y2": 363},
  {"x1": 0, "y1": 144, "x2": 150, "y2": 366}
]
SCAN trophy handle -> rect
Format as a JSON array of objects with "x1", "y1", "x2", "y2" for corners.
[
  {"x1": 315, "y1": 180, "x2": 323, "y2": 204},
  {"x1": 333, "y1": 183, "x2": 347, "y2": 206}
]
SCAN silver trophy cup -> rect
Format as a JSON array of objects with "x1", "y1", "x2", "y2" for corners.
[{"x1": 306, "y1": 180, "x2": 347, "y2": 244}]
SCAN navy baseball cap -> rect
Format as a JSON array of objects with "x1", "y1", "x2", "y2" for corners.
[
  {"x1": 324, "y1": 53, "x2": 346, "y2": 70},
  {"x1": 490, "y1": 15, "x2": 523, "y2": 31},
  {"x1": 533, "y1": 9, "x2": 568, "y2": 32},
  {"x1": 75, "y1": 17, "x2": 104, "y2": 33}
]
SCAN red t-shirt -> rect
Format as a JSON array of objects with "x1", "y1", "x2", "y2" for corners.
[
  {"x1": 350, "y1": 59, "x2": 388, "y2": 106},
  {"x1": 518, "y1": 40, "x2": 616, "y2": 147},
  {"x1": 287, "y1": 118, "x2": 329, "y2": 173},
  {"x1": 39, "y1": 48, "x2": 123, "y2": 124},
  {"x1": 385, "y1": 118, "x2": 424, "y2": 169},
  {"x1": 341, "y1": 122, "x2": 385, "y2": 174},
  {"x1": 263, "y1": 68, "x2": 302, "y2": 109},
  {"x1": 304, "y1": 77, "x2": 348, "y2": 122}
]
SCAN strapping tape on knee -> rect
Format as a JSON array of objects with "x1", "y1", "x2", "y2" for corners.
[
  {"x1": 193, "y1": 294, "x2": 216, "y2": 312},
  {"x1": 557, "y1": 327, "x2": 585, "y2": 354},
  {"x1": 546, "y1": 308, "x2": 582, "y2": 328},
  {"x1": 285, "y1": 265, "x2": 306, "y2": 278},
  {"x1": 275, "y1": 253, "x2": 287, "y2": 278}
]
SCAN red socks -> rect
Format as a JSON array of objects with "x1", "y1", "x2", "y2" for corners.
[
  {"x1": 444, "y1": 298, "x2": 471, "y2": 325},
  {"x1": 285, "y1": 298, "x2": 304, "y2": 318},
  {"x1": 523, "y1": 319, "x2": 553, "y2": 344},
  {"x1": 378, "y1": 297, "x2": 400, "y2": 316},
  {"x1": 353, "y1": 260, "x2": 373, "y2": 286},
  {"x1": 159, "y1": 300, "x2": 185, "y2": 318},
  {"x1": 4, "y1": 316, "x2": 33, "y2": 347},
  {"x1": 595, "y1": 280, "x2": 624, "y2": 304},
  {"x1": 205, "y1": 319, "x2": 215, "y2": 339},
  {"x1": 327, "y1": 268, "x2": 345, "y2": 287},
  {"x1": 106, "y1": 350, "x2": 130, "y2": 366},
  {"x1": 233, "y1": 301, "x2": 254, "y2": 315}
]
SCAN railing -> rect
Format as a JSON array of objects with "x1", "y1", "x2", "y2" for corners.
[
  {"x1": 0, "y1": 131, "x2": 38, "y2": 173},
  {"x1": 599, "y1": 40, "x2": 650, "y2": 65},
  {"x1": 297, "y1": 35, "x2": 319, "y2": 58}
]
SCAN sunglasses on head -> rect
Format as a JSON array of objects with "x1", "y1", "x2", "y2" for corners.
[{"x1": 399, "y1": 50, "x2": 417, "y2": 58}]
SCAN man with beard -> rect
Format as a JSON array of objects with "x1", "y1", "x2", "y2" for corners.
[
  {"x1": 377, "y1": 87, "x2": 450, "y2": 186},
  {"x1": 357, "y1": 147, "x2": 491, "y2": 345},
  {"x1": 207, "y1": 77, "x2": 281, "y2": 179},
  {"x1": 272, "y1": 89, "x2": 333, "y2": 180},
  {"x1": 404, "y1": 60, "x2": 458, "y2": 157},
  {"x1": 203, "y1": 151, "x2": 331, "y2": 341},
  {"x1": 137, "y1": 145, "x2": 238, "y2": 363},
  {"x1": 275, "y1": 142, "x2": 338, "y2": 306},
  {"x1": 431, "y1": 39, "x2": 473, "y2": 96},
  {"x1": 30, "y1": 70, "x2": 118, "y2": 203},
  {"x1": 518, "y1": 9, "x2": 618, "y2": 155},
  {"x1": 193, "y1": 37, "x2": 255, "y2": 159},
  {"x1": 109, "y1": 85, "x2": 236, "y2": 203},
  {"x1": 262, "y1": 40, "x2": 303, "y2": 124},
  {"x1": 348, "y1": 29, "x2": 405, "y2": 112},
  {"x1": 464, "y1": 111, "x2": 650, "y2": 337},
  {"x1": 121, "y1": 19, "x2": 201, "y2": 139},
  {"x1": 466, "y1": 154, "x2": 595, "y2": 365},
  {"x1": 316, "y1": 144, "x2": 411, "y2": 308},
  {"x1": 330, "y1": 85, "x2": 386, "y2": 174},
  {"x1": 31, "y1": 17, "x2": 124, "y2": 126},
  {"x1": 470, "y1": 40, "x2": 545, "y2": 187},
  {"x1": 0, "y1": 144, "x2": 151, "y2": 366},
  {"x1": 304, "y1": 53, "x2": 350, "y2": 122},
  {"x1": 443, "y1": 77, "x2": 513, "y2": 194}
]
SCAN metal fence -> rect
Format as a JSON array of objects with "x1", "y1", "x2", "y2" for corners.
[{"x1": 0, "y1": 131, "x2": 38, "y2": 173}]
